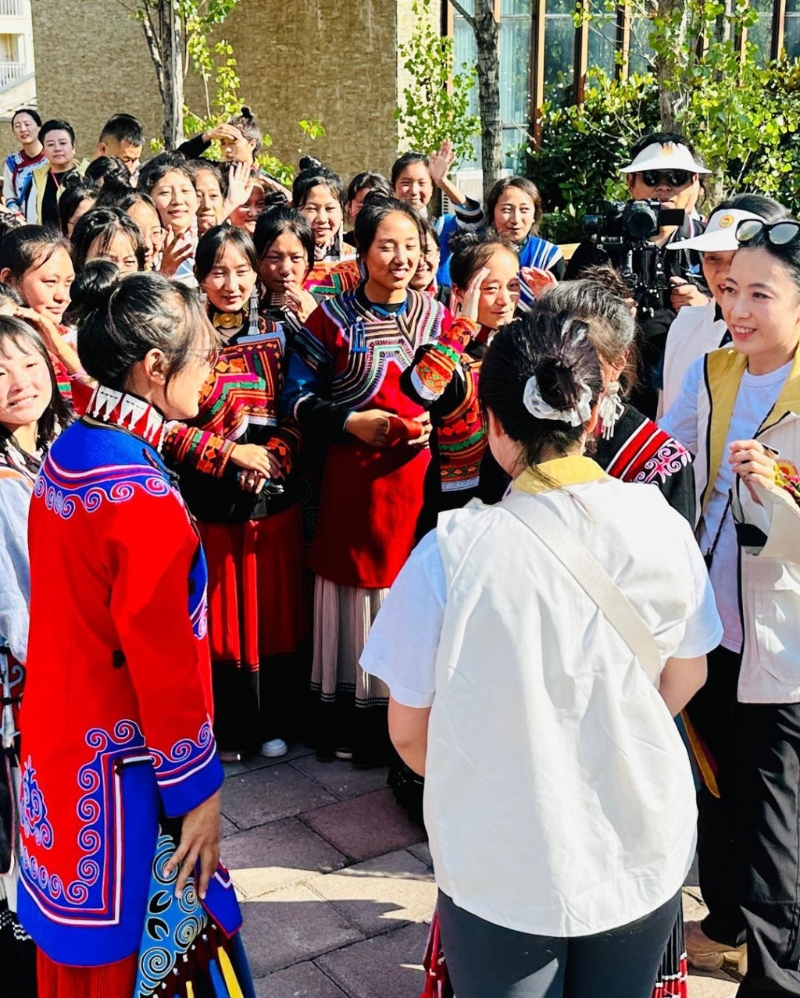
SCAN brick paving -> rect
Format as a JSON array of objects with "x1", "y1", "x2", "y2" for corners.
[{"x1": 221, "y1": 747, "x2": 738, "y2": 997}]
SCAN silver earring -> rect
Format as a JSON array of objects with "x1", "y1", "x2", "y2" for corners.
[{"x1": 598, "y1": 381, "x2": 624, "y2": 440}]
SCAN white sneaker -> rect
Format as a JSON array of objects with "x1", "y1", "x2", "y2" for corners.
[{"x1": 260, "y1": 738, "x2": 288, "y2": 758}]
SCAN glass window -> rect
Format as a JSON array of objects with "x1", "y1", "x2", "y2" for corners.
[
  {"x1": 500, "y1": 0, "x2": 532, "y2": 127},
  {"x1": 588, "y1": 0, "x2": 616, "y2": 75},
  {"x1": 786, "y1": 0, "x2": 800, "y2": 57},
  {"x1": 545, "y1": 0, "x2": 576, "y2": 105},
  {"x1": 453, "y1": 9, "x2": 480, "y2": 168},
  {"x1": 747, "y1": 0, "x2": 774, "y2": 61},
  {"x1": 629, "y1": 9, "x2": 655, "y2": 75}
]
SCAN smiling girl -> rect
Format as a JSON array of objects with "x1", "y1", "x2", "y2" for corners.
[
  {"x1": 402, "y1": 234, "x2": 521, "y2": 537},
  {"x1": 0, "y1": 226, "x2": 91, "y2": 410},
  {"x1": 283, "y1": 195, "x2": 450, "y2": 767},
  {"x1": 139, "y1": 155, "x2": 200, "y2": 284},
  {"x1": 661, "y1": 217, "x2": 800, "y2": 991}
]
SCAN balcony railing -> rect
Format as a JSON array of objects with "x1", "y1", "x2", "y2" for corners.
[
  {"x1": 0, "y1": 0, "x2": 24, "y2": 17},
  {"x1": 0, "y1": 61, "x2": 26, "y2": 87}
]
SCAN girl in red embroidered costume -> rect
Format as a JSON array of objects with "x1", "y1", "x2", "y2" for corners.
[
  {"x1": 283, "y1": 196, "x2": 449, "y2": 766},
  {"x1": 0, "y1": 226, "x2": 93, "y2": 413},
  {"x1": 19, "y1": 268, "x2": 254, "y2": 998},
  {"x1": 402, "y1": 234, "x2": 522, "y2": 541},
  {"x1": 164, "y1": 226, "x2": 307, "y2": 763}
]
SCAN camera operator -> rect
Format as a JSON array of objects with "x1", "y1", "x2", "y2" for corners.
[{"x1": 566, "y1": 133, "x2": 712, "y2": 417}]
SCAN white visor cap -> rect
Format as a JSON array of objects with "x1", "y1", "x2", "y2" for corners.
[
  {"x1": 621, "y1": 142, "x2": 711, "y2": 175},
  {"x1": 669, "y1": 209, "x2": 764, "y2": 252}
]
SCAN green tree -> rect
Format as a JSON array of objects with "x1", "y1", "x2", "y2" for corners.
[
  {"x1": 447, "y1": 0, "x2": 502, "y2": 191},
  {"x1": 120, "y1": 0, "x2": 242, "y2": 146},
  {"x1": 395, "y1": 0, "x2": 480, "y2": 167},
  {"x1": 534, "y1": 0, "x2": 800, "y2": 235}
]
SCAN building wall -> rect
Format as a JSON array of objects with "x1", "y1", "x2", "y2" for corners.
[{"x1": 27, "y1": 0, "x2": 421, "y2": 180}]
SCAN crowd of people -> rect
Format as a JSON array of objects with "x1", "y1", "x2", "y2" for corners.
[{"x1": 0, "y1": 102, "x2": 798, "y2": 998}]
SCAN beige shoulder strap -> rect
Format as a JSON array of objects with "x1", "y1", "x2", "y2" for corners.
[{"x1": 504, "y1": 495, "x2": 662, "y2": 686}]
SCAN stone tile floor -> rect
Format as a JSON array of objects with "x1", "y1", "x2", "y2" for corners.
[{"x1": 221, "y1": 747, "x2": 738, "y2": 997}]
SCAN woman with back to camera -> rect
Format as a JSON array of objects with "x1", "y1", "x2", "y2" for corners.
[
  {"x1": 0, "y1": 313, "x2": 72, "y2": 998},
  {"x1": 362, "y1": 305, "x2": 721, "y2": 998},
  {"x1": 660, "y1": 216, "x2": 800, "y2": 994},
  {"x1": 18, "y1": 266, "x2": 255, "y2": 998},
  {"x1": 164, "y1": 226, "x2": 307, "y2": 764},
  {"x1": 283, "y1": 195, "x2": 448, "y2": 767}
]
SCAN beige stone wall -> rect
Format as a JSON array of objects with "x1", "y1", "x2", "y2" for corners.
[
  {"x1": 25, "y1": 0, "x2": 415, "y2": 182},
  {"x1": 26, "y1": 0, "x2": 162, "y2": 162}
]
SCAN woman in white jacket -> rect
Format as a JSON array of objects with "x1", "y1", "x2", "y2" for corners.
[
  {"x1": 661, "y1": 216, "x2": 800, "y2": 994},
  {"x1": 362, "y1": 305, "x2": 721, "y2": 998}
]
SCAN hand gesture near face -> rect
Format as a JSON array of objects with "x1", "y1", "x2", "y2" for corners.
[{"x1": 428, "y1": 140, "x2": 456, "y2": 187}]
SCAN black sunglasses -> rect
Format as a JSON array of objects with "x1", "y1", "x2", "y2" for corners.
[
  {"x1": 639, "y1": 169, "x2": 693, "y2": 188},
  {"x1": 736, "y1": 218, "x2": 800, "y2": 247}
]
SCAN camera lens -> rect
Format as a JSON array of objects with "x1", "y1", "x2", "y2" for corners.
[{"x1": 622, "y1": 201, "x2": 659, "y2": 240}]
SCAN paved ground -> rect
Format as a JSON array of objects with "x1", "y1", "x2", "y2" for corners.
[{"x1": 221, "y1": 745, "x2": 739, "y2": 997}]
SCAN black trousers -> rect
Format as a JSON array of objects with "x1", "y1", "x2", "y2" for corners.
[
  {"x1": 684, "y1": 645, "x2": 744, "y2": 947},
  {"x1": 437, "y1": 889, "x2": 680, "y2": 998},
  {"x1": 736, "y1": 701, "x2": 800, "y2": 995},
  {"x1": 687, "y1": 645, "x2": 800, "y2": 993}
]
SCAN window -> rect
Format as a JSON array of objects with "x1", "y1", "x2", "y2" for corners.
[
  {"x1": 787, "y1": 0, "x2": 800, "y2": 57},
  {"x1": 500, "y1": 0, "x2": 532, "y2": 168},
  {"x1": 545, "y1": 0, "x2": 576, "y2": 106}
]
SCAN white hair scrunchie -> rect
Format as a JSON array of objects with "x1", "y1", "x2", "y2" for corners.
[{"x1": 522, "y1": 375, "x2": 593, "y2": 427}]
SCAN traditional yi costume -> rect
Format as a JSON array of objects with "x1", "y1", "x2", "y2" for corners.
[
  {"x1": 400, "y1": 317, "x2": 511, "y2": 540},
  {"x1": 283, "y1": 286, "x2": 449, "y2": 763},
  {"x1": 19, "y1": 386, "x2": 254, "y2": 998},
  {"x1": 164, "y1": 306, "x2": 308, "y2": 757}
]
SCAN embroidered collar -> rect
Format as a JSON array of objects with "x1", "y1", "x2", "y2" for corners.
[
  {"x1": 86, "y1": 385, "x2": 167, "y2": 450},
  {"x1": 513, "y1": 455, "x2": 609, "y2": 497}
]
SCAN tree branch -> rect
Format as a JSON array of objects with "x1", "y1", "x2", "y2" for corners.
[
  {"x1": 447, "y1": 0, "x2": 475, "y2": 30},
  {"x1": 141, "y1": 0, "x2": 166, "y2": 104}
]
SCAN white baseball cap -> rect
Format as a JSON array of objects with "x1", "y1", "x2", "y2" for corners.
[
  {"x1": 669, "y1": 208, "x2": 763, "y2": 252},
  {"x1": 621, "y1": 141, "x2": 711, "y2": 175}
]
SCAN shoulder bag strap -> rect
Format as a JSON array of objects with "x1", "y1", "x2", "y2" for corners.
[{"x1": 503, "y1": 496, "x2": 662, "y2": 686}]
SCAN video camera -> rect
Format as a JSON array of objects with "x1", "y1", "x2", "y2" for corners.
[{"x1": 583, "y1": 199, "x2": 687, "y2": 317}]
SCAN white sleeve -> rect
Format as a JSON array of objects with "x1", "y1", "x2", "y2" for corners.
[
  {"x1": 672, "y1": 522, "x2": 723, "y2": 658},
  {"x1": 360, "y1": 530, "x2": 447, "y2": 708},
  {"x1": 658, "y1": 355, "x2": 704, "y2": 455}
]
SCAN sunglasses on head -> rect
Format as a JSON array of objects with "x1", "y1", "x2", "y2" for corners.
[
  {"x1": 736, "y1": 218, "x2": 800, "y2": 247},
  {"x1": 639, "y1": 169, "x2": 693, "y2": 188}
]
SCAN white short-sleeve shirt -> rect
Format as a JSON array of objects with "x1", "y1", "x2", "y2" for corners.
[{"x1": 362, "y1": 456, "x2": 721, "y2": 938}]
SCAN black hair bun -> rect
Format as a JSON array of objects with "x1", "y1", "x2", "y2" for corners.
[
  {"x1": 448, "y1": 230, "x2": 484, "y2": 257},
  {"x1": 241, "y1": 105, "x2": 254, "y2": 121},
  {"x1": 298, "y1": 155, "x2": 322, "y2": 172},
  {"x1": 534, "y1": 355, "x2": 581, "y2": 412},
  {"x1": 69, "y1": 260, "x2": 120, "y2": 322}
]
